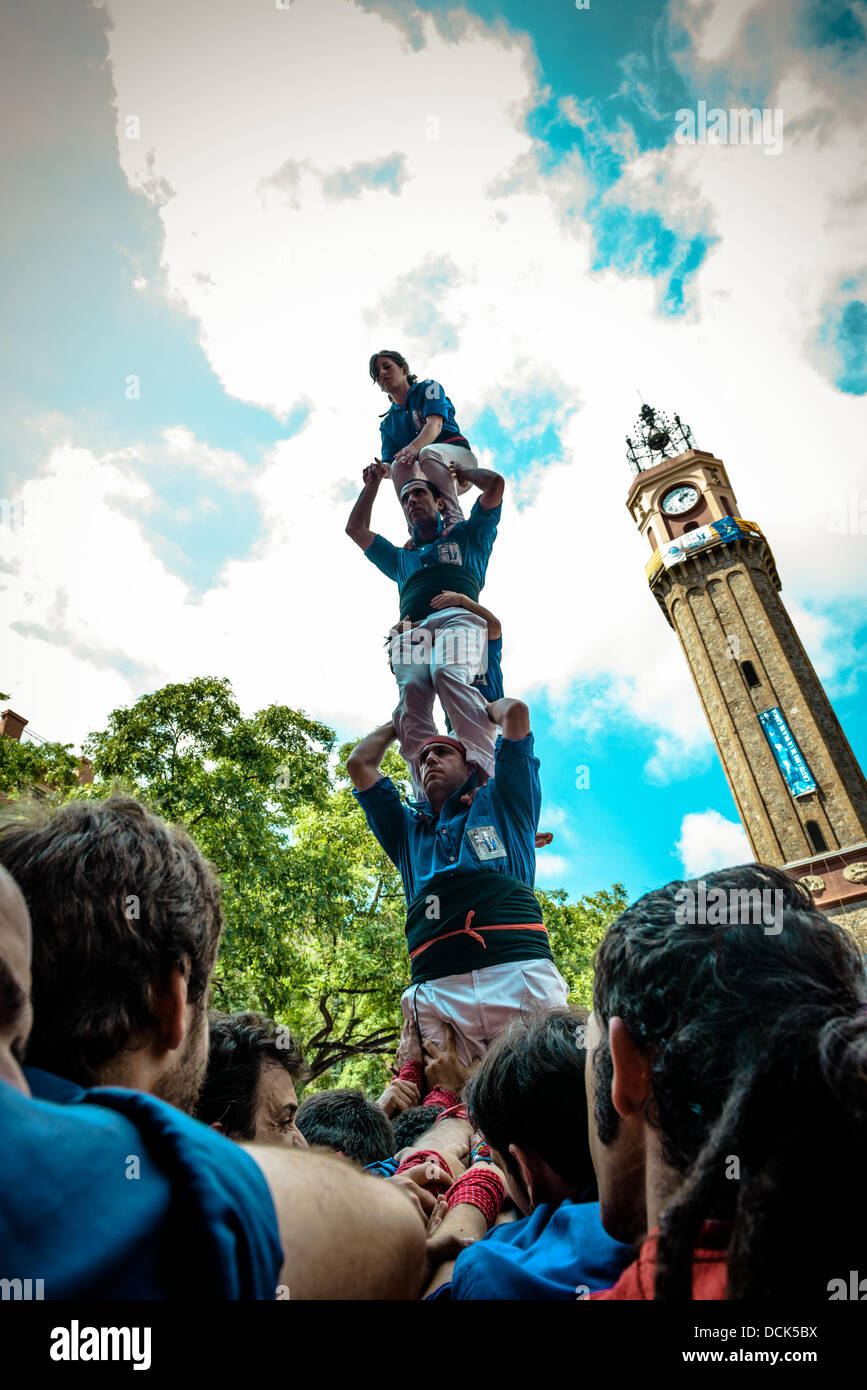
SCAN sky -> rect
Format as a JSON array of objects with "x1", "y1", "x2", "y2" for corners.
[{"x1": 1, "y1": 0, "x2": 866, "y2": 906}]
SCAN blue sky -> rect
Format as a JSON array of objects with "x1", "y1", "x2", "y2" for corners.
[{"x1": 2, "y1": 0, "x2": 866, "y2": 907}]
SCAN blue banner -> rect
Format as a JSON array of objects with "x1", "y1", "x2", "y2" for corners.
[
  {"x1": 713, "y1": 515, "x2": 740, "y2": 542},
  {"x1": 757, "y1": 706, "x2": 817, "y2": 798},
  {"x1": 660, "y1": 515, "x2": 749, "y2": 570}
]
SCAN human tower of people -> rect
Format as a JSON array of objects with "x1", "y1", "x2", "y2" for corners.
[
  {"x1": 345, "y1": 349, "x2": 570, "y2": 1067},
  {"x1": 0, "y1": 352, "x2": 865, "y2": 1305}
]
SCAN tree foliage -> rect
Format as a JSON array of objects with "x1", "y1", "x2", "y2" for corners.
[
  {"x1": 4, "y1": 677, "x2": 627, "y2": 1093},
  {"x1": 0, "y1": 734, "x2": 80, "y2": 799}
]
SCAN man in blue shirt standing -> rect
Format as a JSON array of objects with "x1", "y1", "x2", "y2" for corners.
[
  {"x1": 346, "y1": 458, "x2": 505, "y2": 798},
  {"x1": 369, "y1": 349, "x2": 476, "y2": 533},
  {"x1": 347, "y1": 697, "x2": 569, "y2": 1065}
]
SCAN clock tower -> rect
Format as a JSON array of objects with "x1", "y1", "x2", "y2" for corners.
[{"x1": 626, "y1": 404, "x2": 867, "y2": 940}]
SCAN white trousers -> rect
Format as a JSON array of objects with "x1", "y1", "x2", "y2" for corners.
[
  {"x1": 391, "y1": 443, "x2": 477, "y2": 532},
  {"x1": 401, "y1": 958, "x2": 570, "y2": 1068},
  {"x1": 390, "y1": 608, "x2": 497, "y2": 799}
]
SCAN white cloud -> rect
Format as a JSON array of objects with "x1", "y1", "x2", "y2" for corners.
[
  {"x1": 676, "y1": 0, "x2": 766, "y2": 65},
  {"x1": 676, "y1": 808, "x2": 753, "y2": 876},
  {"x1": 6, "y1": 0, "x2": 865, "y2": 780},
  {"x1": 2, "y1": 445, "x2": 185, "y2": 742},
  {"x1": 535, "y1": 851, "x2": 571, "y2": 884}
]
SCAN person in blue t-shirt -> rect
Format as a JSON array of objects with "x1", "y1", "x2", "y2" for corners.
[
  {"x1": 423, "y1": 1010, "x2": 634, "y2": 1299},
  {"x1": 0, "y1": 833, "x2": 426, "y2": 1300},
  {"x1": 347, "y1": 461, "x2": 505, "y2": 797},
  {"x1": 347, "y1": 698, "x2": 570, "y2": 1064},
  {"x1": 369, "y1": 349, "x2": 477, "y2": 534}
]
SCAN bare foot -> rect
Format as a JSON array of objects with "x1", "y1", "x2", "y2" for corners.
[{"x1": 535, "y1": 831, "x2": 554, "y2": 849}]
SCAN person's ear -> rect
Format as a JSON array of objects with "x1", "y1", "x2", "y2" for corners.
[
  {"x1": 507, "y1": 1143, "x2": 535, "y2": 1207},
  {"x1": 608, "y1": 1016, "x2": 651, "y2": 1121},
  {"x1": 149, "y1": 963, "x2": 189, "y2": 1055}
]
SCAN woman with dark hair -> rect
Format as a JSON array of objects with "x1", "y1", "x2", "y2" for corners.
[
  {"x1": 368, "y1": 349, "x2": 475, "y2": 535},
  {"x1": 586, "y1": 862, "x2": 867, "y2": 1300}
]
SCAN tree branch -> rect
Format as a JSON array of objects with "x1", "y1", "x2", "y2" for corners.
[{"x1": 304, "y1": 1026, "x2": 401, "y2": 1082}]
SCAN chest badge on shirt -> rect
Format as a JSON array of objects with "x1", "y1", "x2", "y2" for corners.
[
  {"x1": 437, "y1": 540, "x2": 463, "y2": 566},
  {"x1": 467, "y1": 825, "x2": 507, "y2": 861}
]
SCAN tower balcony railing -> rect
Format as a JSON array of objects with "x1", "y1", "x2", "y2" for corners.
[{"x1": 645, "y1": 517, "x2": 764, "y2": 584}]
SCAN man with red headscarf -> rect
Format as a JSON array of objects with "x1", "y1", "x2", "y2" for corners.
[{"x1": 347, "y1": 701, "x2": 569, "y2": 1065}]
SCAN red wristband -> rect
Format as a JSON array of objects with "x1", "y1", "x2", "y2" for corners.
[
  {"x1": 444, "y1": 1168, "x2": 506, "y2": 1229},
  {"x1": 393, "y1": 1149, "x2": 454, "y2": 1181},
  {"x1": 424, "y1": 1087, "x2": 457, "y2": 1109},
  {"x1": 434, "y1": 1103, "x2": 468, "y2": 1124},
  {"x1": 396, "y1": 1060, "x2": 424, "y2": 1090}
]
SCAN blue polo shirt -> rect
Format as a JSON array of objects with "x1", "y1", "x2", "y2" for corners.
[
  {"x1": 365, "y1": 497, "x2": 500, "y2": 593},
  {"x1": 475, "y1": 634, "x2": 503, "y2": 701},
  {"x1": 427, "y1": 1200, "x2": 634, "y2": 1301},
  {"x1": 24, "y1": 1066, "x2": 86, "y2": 1103},
  {"x1": 379, "y1": 379, "x2": 469, "y2": 462},
  {"x1": 0, "y1": 1078, "x2": 282, "y2": 1298},
  {"x1": 354, "y1": 733, "x2": 539, "y2": 905},
  {"x1": 364, "y1": 1155, "x2": 400, "y2": 1179}
]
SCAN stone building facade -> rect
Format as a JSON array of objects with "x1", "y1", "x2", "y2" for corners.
[{"x1": 624, "y1": 416, "x2": 867, "y2": 944}]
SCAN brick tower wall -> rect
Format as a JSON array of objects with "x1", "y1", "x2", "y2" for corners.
[{"x1": 653, "y1": 536, "x2": 867, "y2": 865}]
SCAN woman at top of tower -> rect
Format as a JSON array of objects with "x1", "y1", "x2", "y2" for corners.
[{"x1": 369, "y1": 350, "x2": 475, "y2": 538}]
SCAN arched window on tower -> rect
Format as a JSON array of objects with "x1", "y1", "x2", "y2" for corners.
[
  {"x1": 741, "y1": 660, "x2": 761, "y2": 688},
  {"x1": 683, "y1": 522, "x2": 699, "y2": 533},
  {"x1": 648, "y1": 526, "x2": 656, "y2": 551},
  {"x1": 805, "y1": 820, "x2": 828, "y2": 854},
  {"x1": 721, "y1": 496, "x2": 733, "y2": 516}
]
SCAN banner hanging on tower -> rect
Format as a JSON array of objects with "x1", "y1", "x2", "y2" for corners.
[
  {"x1": 660, "y1": 516, "x2": 742, "y2": 570},
  {"x1": 757, "y1": 706, "x2": 817, "y2": 798}
]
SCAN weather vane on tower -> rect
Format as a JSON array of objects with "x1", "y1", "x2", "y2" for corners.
[{"x1": 625, "y1": 404, "x2": 695, "y2": 475}]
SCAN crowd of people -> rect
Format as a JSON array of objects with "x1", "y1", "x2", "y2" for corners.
[
  {"x1": 2, "y1": 352, "x2": 865, "y2": 1301},
  {"x1": 2, "y1": 792, "x2": 866, "y2": 1301}
]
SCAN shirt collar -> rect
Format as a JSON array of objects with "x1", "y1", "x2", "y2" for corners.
[
  {"x1": 409, "y1": 769, "x2": 479, "y2": 822},
  {"x1": 412, "y1": 511, "x2": 444, "y2": 548}
]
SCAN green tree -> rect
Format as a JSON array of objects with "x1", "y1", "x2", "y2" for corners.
[
  {"x1": 539, "y1": 884, "x2": 629, "y2": 1008},
  {"x1": 3, "y1": 677, "x2": 627, "y2": 1093},
  {"x1": 0, "y1": 694, "x2": 80, "y2": 797},
  {"x1": 80, "y1": 679, "x2": 420, "y2": 1083}
]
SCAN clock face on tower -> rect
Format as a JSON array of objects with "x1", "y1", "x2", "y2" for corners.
[{"x1": 662, "y1": 484, "x2": 699, "y2": 515}]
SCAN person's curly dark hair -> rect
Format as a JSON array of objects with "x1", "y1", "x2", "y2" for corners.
[
  {"x1": 592, "y1": 862, "x2": 867, "y2": 1299},
  {"x1": 195, "y1": 1011, "x2": 305, "y2": 1141},
  {"x1": 392, "y1": 1103, "x2": 444, "y2": 1150}
]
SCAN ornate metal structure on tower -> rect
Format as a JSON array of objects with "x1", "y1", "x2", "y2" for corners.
[
  {"x1": 626, "y1": 403, "x2": 695, "y2": 475},
  {"x1": 625, "y1": 405, "x2": 867, "y2": 941}
]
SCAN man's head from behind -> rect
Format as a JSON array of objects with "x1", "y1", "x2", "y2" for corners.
[
  {"x1": 465, "y1": 1009, "x2": 596, "y2": 1216},
  {"x1": 587, "y1": 862, "x2": 867, "y2": 1298},
  {"x1": 0, "y1": 795, "x2": 223, "y2": 1112},
  {"x1": 0, "y1": 866, "x2": 32, "y2": 1096},
  {"x1": 195, "y1": 1011, "x2": 308, "y2": 1148},
  {"x1": 296, "y1": 1087, "x2": 394, "y2": 1166},
  {"x1": 392, "y1": 1103, "x2": 444, "y2": 1151}
]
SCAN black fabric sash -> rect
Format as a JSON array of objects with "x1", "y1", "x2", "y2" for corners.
[
  {"x1": 405, "y1": 870, "x2": 552, "y2": 985},
  {"x1": 398, "y1": 563, "x2": 480, "y2": 623}
]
